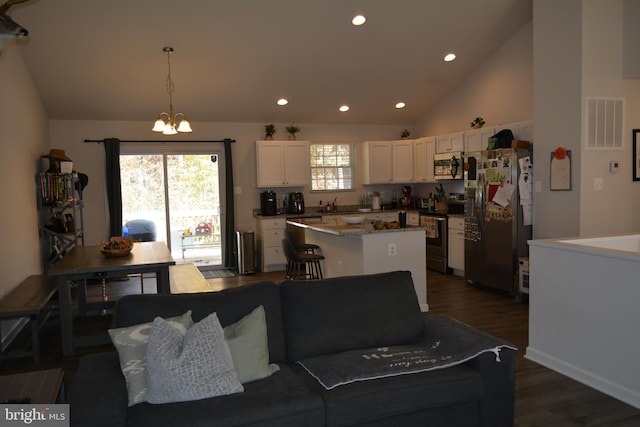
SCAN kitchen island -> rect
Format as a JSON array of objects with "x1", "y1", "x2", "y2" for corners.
[{"x1": 287, "y1": 217, "x2": 427, "y2": 311}]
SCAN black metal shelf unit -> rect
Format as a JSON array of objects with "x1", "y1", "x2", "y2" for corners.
[{"x1": 37, "y1": 172, "x2": 84, "y2": 271}]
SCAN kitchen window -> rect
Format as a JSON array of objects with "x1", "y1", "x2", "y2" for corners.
[{"x1": 310, "y1": 143, "x2": 354, "y2": 191}]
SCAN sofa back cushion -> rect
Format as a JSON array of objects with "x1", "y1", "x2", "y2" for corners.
[
  {"x1": 113, "y1": 281, "x2": 287, "y2": 362},
  {"x1": 280, "y1": 270, "x2": 423, "y2": 361}
]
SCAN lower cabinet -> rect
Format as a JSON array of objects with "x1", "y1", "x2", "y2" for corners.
[
  {"x1": 448, "y1": 216, "x2": 465, "y2": 275},
  {"x1": 256, "y1": 217, "x2": 287, "y2": 272}
]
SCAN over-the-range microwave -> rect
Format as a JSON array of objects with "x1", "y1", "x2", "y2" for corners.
[{"x1": 433, "y1": 152, "x2": 463, "y2": 180}]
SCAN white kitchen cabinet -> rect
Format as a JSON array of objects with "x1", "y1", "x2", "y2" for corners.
[
  {"x1": 413, "y1": 137, "x2": 436, "y2": 183},
  {"x1": 362, "y1": 140, "x2": 414, "y2": 184},
  {"x1": 406, "y1": 211, "x2": 420, "y2": 226},
  {"x1": 362, "y1": 141, "x2": 393, "y2": 184},
  {"x1": 256, "y1": 217, "x2": 287, "y2": 271},
  {"x1": 392, "y1": 140, "x2": 414, "y2": 183},
  {"x1": 464, "y1": 127, "x2": 495, "y2": 152},
  {"x1": 448, "y1": 216, "x2": 465, "y2": 275},
  {"x1": 256, "y1": 140, "x2": 310, "y2": 187},
  {"x1": 435, "y1": 132, "x2": 464, "y2": 153}
]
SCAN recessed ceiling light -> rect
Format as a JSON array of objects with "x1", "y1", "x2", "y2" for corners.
[
  {"x1": 277, "y1": 98, "x2": 288, "y2": 106},
  {"x1": 339, "y1": 105, "x2": 350, "y2": 112},
  {"x1": 444, "y1": 53, "x2": 457, "y2": 62},
  {"x1": 395, "y1": 102, "x2": 406, "y2": 109},
  {"x1": 352, "y1": 15, "x2": 366, "y2": 26}
]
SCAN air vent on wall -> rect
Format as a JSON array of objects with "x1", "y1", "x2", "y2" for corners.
[{"x1": 585, "y1": 97, "x2": 624, "y2": 150}]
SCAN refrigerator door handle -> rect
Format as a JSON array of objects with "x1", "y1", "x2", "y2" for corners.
[{"x1": 477, "y1": 172, "x2": 486, "y2": 230}]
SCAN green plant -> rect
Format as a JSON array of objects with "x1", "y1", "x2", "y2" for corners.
[
  {"x1": 401, "y1": 129, "x2": 411, "y2": 138},
  {"x1": 470, "y1": 117, "x2": 485, "y2": 129},
  {"x1": 264, "y1": 124, "x2": 277, "y2": 138},
  {"x1": 286, "y1": 123, "x2": 300, "y2": 135}
]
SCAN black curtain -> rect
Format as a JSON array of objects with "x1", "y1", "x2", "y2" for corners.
[
  {"x1": 103, "y1": 138, "x2": 122, "y2": 237},
  {"x1": 223, "y1": 139, "x2": 236, "y2": 269}
]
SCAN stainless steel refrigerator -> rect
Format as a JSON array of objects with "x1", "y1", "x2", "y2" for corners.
[{"x1": 464, "y1": 148, "x2": 532, "y2": 295}]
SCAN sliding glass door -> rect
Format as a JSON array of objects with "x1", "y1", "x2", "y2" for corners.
[{"x1": 120, "y1": 144, "x2": 225, "y2": 268}]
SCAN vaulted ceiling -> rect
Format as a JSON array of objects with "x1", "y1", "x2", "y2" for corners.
[{"x1": 10, "y1": 0, "x2": 532, "y2": 125}]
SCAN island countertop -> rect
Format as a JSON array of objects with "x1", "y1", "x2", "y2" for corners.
[{"x1": 286, "y1": 217, "x2": 424, "y2": 236}]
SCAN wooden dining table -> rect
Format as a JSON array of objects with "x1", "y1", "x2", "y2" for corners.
[{"x1": 48, "y1": 241, "x2": 175, "y2": 356}]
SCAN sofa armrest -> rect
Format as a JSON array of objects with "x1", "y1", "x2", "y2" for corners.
[
  {"x1": 465, "y1": 349, "x2": 515, "y2": 427},
  {"x1": 421, "y1": 314, "x2": 516, "y2": 427},
  {"x1": 69, "y1": 352, "x2": 128, "y2": 427}
]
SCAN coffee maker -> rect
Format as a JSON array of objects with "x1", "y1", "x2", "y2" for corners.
[
  {"x1": 260, "y1": 191, "x2": 278, "y2": 216},
  {"x1": 287, "y1": 192, "x2": 305, "y2": 214}
]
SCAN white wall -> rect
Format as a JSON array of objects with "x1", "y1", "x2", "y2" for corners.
[
  {"x1": 413, "y1": 20, "x2": 533, "y2": 137},
  {"x1": 48, "y1": 120, "x2": 406, "y2": 246},
  {"x1": 0, "y1": 46, "x2": 49, "y2": 297},
  {"x1": 580, "y1": 0, "x2": 640, "y2": 235}
]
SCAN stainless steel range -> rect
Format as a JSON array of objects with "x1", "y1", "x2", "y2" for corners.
[{"x1": 419, "y1": 213, "x2": 448, "y2": 273}]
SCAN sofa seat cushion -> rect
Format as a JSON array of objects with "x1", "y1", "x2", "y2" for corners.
[
  {"x1": 281, "y1": 271, "x2": 423, "y2": 360},
  {"x1": 126, "y1": 364, "x2": 325, "y2": 427},
  {"x1": 69, "y1": 352, "x2": 128, "y2": 427},
  {"x1": 294, "y1": 362, "x2": 483, "y2": 427},
  {"x1": 298, "y1": 313, "x2": 517, "y2": 390}
]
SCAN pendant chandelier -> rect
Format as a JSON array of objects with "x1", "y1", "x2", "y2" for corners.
[{"x1": 152, "y1": 46, "x2": 192, "y2": 135}]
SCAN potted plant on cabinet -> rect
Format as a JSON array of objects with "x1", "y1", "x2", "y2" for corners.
[
  {"x1": 401, "y1": 129, "x2": 411, "y2": 139},
  {"x1": 286, "y1": 123, "x2": 300, "y2": 140},
  {"x1": 470, "y1": 117, "x2": 485, "y2": 129},
  {"x1": 264, "y1": 124, "x2": 277, "y2": 140}
]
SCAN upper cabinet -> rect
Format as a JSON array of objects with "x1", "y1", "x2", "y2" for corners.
[
  {"x1": 362, "y1": 140, "x2": 414, "y2": 184},
  {"x1": 256, "y1": 140, "x2": 310, "y2": 187},
  {"x1": 435, "y1": 132, "x2": 464, "y2": 153},
  {"x1": 464, "y1": 127, "x2": 496, "y2": 152},
  {"x1": 362, "y1": 141, "x2": 393, "y2": 184},
  {"x1": 413, "y1": 137, "x2": 436, "y2": 183},
  {"x1": 392, "y1": 140, "x2": 414, "y2": 183}
]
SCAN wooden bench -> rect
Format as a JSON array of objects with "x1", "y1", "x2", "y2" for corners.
[
  {"x1": 0, "y1": 275, "x2": 58, "y2": 362},
  {"x1": 169, "y1": 264, "x2": 213, "y2": 294}
]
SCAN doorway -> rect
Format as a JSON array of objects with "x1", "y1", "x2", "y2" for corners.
[{"x1": 120, "y1": 144, "x2": 225, "y2": 268}]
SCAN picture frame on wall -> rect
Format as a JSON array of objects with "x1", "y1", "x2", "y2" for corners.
[{"x1": 633, "y1": 129, "x2": 640, "y2": 181}]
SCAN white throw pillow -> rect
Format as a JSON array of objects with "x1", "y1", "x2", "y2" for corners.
[{"x1": 145, "y1": 312, "x2": 244, "y2": 404}]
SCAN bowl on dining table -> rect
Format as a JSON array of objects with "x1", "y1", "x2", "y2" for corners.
[
  {"x1": 100, "y1": 236, "x2": 133, "y2": 257},
  {"x1": 342, "y1": 216, "x2": 364, "y2": 225}
]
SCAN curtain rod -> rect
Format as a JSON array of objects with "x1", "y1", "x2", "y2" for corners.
[{"x1": 84, "y1": 138, "x2": 235, "y2": 144}]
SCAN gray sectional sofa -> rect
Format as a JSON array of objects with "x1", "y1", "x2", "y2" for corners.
[{"x1": 69, "y1": 270, "x2": 516, "y2": 427}]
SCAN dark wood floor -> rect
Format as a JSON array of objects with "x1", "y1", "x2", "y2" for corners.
[{"x1": 1, "y1": 270, "x2": 639, "y2": 426}]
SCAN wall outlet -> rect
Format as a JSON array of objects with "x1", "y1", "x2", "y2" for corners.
[
  {"x1": 388, "y1": 243, "x2": 397, "y2": 256},
  {"x1": 594, "y1": 177, "x2": 603, "y2": 191}
]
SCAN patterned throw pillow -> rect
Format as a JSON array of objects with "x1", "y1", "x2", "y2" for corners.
[
  {"x1": 145, "y1": 313, "x2": 244, "y2": 404},
  {"x1": 108, "y1": 311, "x2": 193, "y2": 406}
]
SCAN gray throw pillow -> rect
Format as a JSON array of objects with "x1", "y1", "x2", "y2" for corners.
[
  {"x1": 224, "y1": 305, "x2": 280, "y2": 383},
  {"x1": 146, "y1": 312, "x2": 244, "y2": 404},
  {"x1": 108, "y1": 311, "x2": 193, "y2": 406}
]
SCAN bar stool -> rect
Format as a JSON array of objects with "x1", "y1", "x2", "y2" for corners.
[
  {"x1": 285, "y1": 229, "x2": 320, "y2": 254},
  {"x1": 282, "y1": 239, "x2": 324, "y2": 280}
]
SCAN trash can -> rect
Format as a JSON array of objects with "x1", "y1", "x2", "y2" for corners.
[{"x1": 236, "y1": 230, "x2": 255, "y2": 275}]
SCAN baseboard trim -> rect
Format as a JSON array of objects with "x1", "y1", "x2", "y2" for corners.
[{"x1": 525, "y1": 346, "x2": 640, "y2": 410}]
